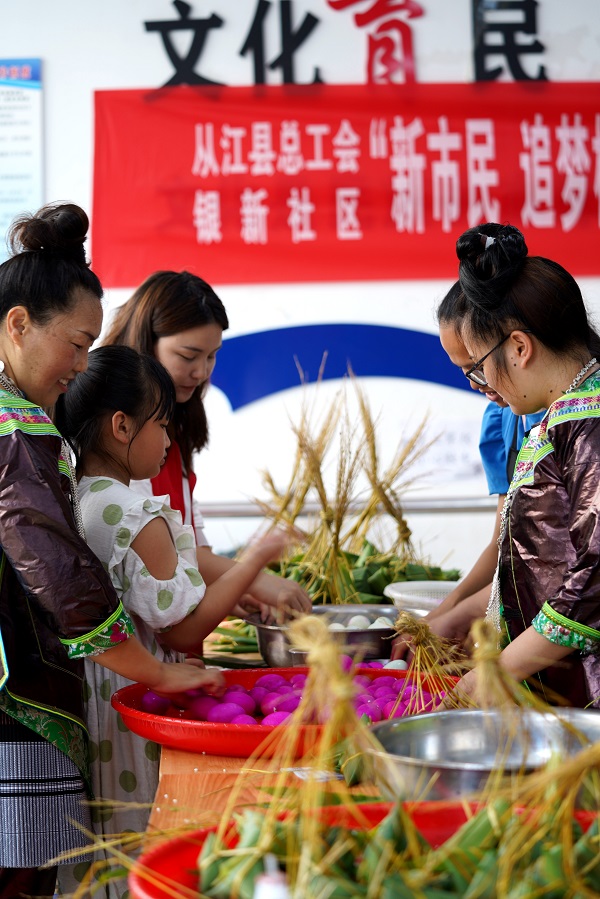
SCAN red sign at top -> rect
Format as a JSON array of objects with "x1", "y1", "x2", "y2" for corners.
[{"x1": 92, "y1": 83, "x2": 600, "y2": 287}]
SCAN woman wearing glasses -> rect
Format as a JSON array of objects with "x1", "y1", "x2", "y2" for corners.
[
  {"x1": 391, "y1": 278, "x2": 544, "y2": 656},
  {"x1": 450, "y1": 223, "x2": 600, "y2": 708}
]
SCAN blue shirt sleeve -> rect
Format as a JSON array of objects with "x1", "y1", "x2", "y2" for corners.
[
  {"x1": 479, "y1": 403, "x2": 508, "y2": 495},
  {"x1": 479, "y1": 404, "x2": 547, "y2": 496}
]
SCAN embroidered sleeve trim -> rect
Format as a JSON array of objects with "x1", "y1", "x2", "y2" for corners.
[
  {"x1": 532, "y1": 602, "x2": 600, "y2": 654},
  {"x1": 59, "y1": 602, "x2": 134, "y2": 659},
  {"x1": 0, "y1": 392, "x2": 60, "y2": 438}
]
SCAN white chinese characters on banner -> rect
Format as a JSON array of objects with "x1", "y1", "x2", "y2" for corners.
[
  {"x1": 287, "y1": 187, "x2": 316, "y2": 243},
  {"x1": 191, "y1": 110, "x2": 600, "y2": 246}
]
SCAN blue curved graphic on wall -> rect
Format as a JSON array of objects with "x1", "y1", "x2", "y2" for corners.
[{"x1": 211, "y1": 323, "x2": 472, "y2": 411}]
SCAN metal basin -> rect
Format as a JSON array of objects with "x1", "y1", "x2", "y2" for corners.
[
  {"x1": 245, "y1": 604, "x2": 397, "y2": 668},
  {"x1": 369, "y1": 707, "x2": 600, "y2": 802}
]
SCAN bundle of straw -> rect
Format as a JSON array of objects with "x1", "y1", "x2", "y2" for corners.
[{"x1": 256, "y1": 372, "x2": 456, "y2": 605}]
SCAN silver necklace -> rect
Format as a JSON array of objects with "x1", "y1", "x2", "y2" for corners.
[
  {"x1": 0, "y1": 361, "x2": 86, "y2": 539},
  {"x1": 486, "y1": 356, "x2": 598, "y2": 632},
  {"x1": 565, "y1": 357, "x2": 597, "y2": 393}
]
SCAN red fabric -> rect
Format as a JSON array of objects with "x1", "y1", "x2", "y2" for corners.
[
  {"x1": 92, "y1": 83, "x2": 600, "y2": 286},
  {"x1": 151, "y1": 442, "x2": 197, "y2": 529}
]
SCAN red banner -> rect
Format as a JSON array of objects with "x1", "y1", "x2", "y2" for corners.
[{"x1": 92, "y1": 83, "x2": 600, "y2": 287}]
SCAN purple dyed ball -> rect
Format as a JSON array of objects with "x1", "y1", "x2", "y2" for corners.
[
  {"x1": 140, "y1": 691, "x2": 172, "y2": 716},
  {"x1": 223, "y1": 690, "x2": 256, "y2": 715},
  {"x1": 261, "y1": 711, "x2": 291, "y2": 726},
  {"x1": 206, "y1": 702, "x2": 247, "y2": 724},
  {"x1": 187, "y1": 695, "x2": 221, "y2": 721}
]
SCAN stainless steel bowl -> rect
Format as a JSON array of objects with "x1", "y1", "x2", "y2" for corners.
[
  {"x1": 245, "y1": 604, "x2": 397, "y2": 668},
  {"x1": 369, "y1": 707, "x2": 600, "y2": 801}
]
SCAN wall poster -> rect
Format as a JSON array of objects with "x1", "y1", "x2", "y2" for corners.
[{"x1": 0, "y1": 59, "x2": 43, "y2": 264}]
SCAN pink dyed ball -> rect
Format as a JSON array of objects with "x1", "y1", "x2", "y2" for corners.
[
  {"x1": 383, "y1": 699, "x2": 407, "y2": 719},
  {"x1": 184, "y1": 687, "x2": 206, "y2": 698},
  {"x1": 290, "y1": 674, "x2": 306, "y2": 688},
  {"x1": 260, "y1": 691, "x2": 284, "y2": 715},
  {"x1": 223, "y1": 690, "x2": 256, "y2": 715},
  {"x1": 371, "y1": 676, "x2": 400, "y2": 690},
  {"x1": 254, "y1": 673, "x2": 289, "y2": 690},
  {"x1": 275, "y1": 683, "x2": 295, "y2": 694},
  {"x1": 261, "y1": 711, "x2": 291, "y2": 726},
  {"x1": 261, "y1": 692, "x2": 300, "y2": 716},
  {"x1": 230, "y1": 714, "x2": 258, "y2": 725},
  {"x1": 340, "y1": 654, "x2": 354, "y2": 672},
  {"x1": 355, "y1": 705, "x2": 376, "y2": 723},
  {"x1": 187, "y1": 695, "x2": 221, "y2": 721},
  {"x1": 206, "y1": 702, "x2": 247, "y2": 724},
  {"x1": 374, "y1": 691, "x2": 398, "y2": 707},
  {"x1": 397, "y1": 684, "x2": 417, "y2": 701},
  {"x1": 140, "y1": 691, "x2": 172, "y2": 716},
  {"x1": 249, "y1": 686, "x2": 269, "y2": 705}
]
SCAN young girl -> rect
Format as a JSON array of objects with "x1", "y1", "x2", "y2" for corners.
[
  {"x1": 55, "y1": 345, "x2": 295, "y2": 896},
  {"x1": 102, "y1": 270, "x2": 311, "y2": 619},
  {"x1": 450, "y1": 223, "x2": 600, "y2": 708}
]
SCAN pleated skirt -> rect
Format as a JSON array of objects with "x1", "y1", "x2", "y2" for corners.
[{"x1": 0, "y1": 712, "x2": 91, "y2": 868}]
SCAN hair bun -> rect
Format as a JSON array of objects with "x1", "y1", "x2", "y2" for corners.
[
  {"x1": 8, "y1": 203, "x2": 89, "y2": 265},
  {"x1": 456, "y1": 223, "x2": 527, "y2": 267}
]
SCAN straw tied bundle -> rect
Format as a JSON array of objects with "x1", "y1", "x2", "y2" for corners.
[{"x1": 255, "y1": 374, "x2": 456, "y2": 606}]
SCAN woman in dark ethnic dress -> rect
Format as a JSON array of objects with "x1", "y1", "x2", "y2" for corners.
[
  {"x1": 451, "y1": 223, "x2": 600, "y2": 709},
  {"x1": 0, "y1": 204, "x2": 223, "y2": 898}
]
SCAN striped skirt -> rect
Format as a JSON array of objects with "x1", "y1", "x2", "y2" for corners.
[{"x1": 0, "y1": 712, "x2": 91, "y2": 868}]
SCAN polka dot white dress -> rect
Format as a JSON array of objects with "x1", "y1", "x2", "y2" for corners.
[{"x1": 63, "y1": 476, "x2": 206, "y2": 897}]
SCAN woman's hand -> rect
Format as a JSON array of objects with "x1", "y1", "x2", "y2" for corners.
[
  {"x1": 95, "y1": 636, "x2": 226, "y2": 696},
  {"x1": 148, "y1": 658, "x2": 225, "y2": 698},
  {"x1": 391, "y1": 592, "x2": 488, "y2": 661},
  {"x1": 438, "y1": 667, "x2": 479, "y2": 709},
  {"x1": 390, "y1": 632, "x2": 414, "y2": 662}
]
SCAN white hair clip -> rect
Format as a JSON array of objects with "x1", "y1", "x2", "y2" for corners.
[{"x1": 485, "y1": 235, "x2": 496, "y2": 250}]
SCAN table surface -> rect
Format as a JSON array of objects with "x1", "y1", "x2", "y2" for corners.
[{"x1": 148, "y1": 744, "x2": 382, "y2": 839}]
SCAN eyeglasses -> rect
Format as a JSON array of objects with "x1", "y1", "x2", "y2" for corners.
[
  {"x1": 465, "y1": 329, "x2": 532, "y2": 387},
  {"x1": 465, "y1": 334, "x2": 510, "y2": 386}
]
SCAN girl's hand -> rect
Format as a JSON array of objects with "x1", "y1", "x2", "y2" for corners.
[
  {"x1": 242, "y1": 576, "x2": 312, "y2": 618},
  {"x1": 240, "y1": 527, "x2": 312, "y2": 618},
  {"x1": 246, "y1": 526, "x2": 303, "y2": 566}
]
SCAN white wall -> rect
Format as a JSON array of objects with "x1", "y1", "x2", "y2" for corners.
[{"x1": 3, "y1": 1, "x2": 600, "y2": 572}]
